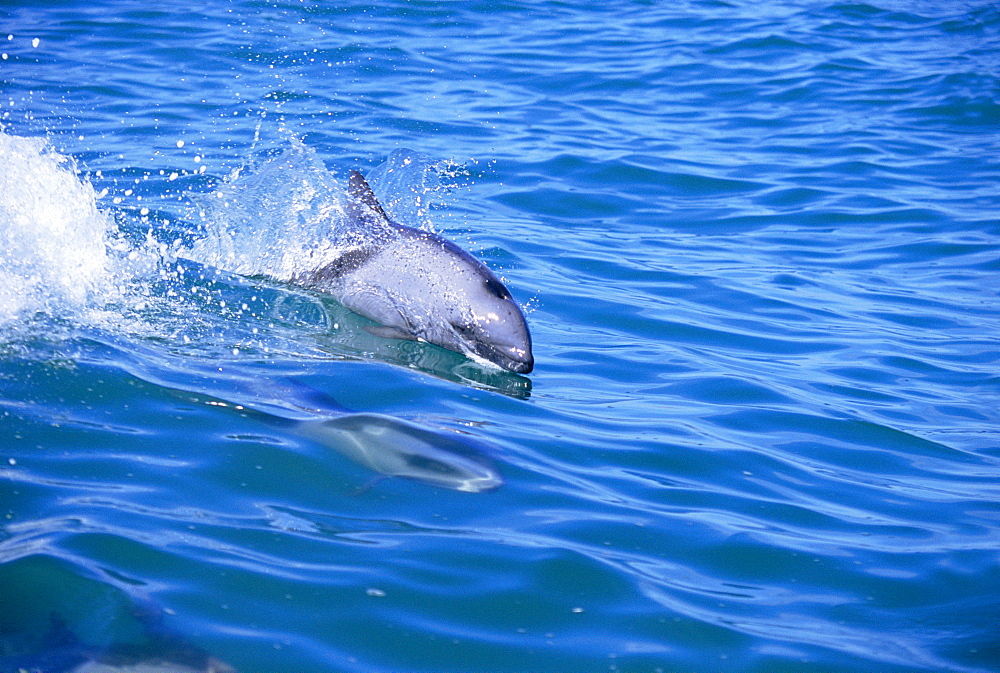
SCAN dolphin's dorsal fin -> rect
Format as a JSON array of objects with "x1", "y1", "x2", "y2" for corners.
[{"x1": 347, "y1": 170, "x2": 390, "y2": 224}]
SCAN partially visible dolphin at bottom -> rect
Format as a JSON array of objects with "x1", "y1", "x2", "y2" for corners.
[
  {"x1": 2, "y1": 634, "x2": 233, "y2": 673},
  {"x1": 0, "y1": 555, "x2": 235, "y2": 673},
  {"x1": 55, "y1": 650, "x2": 233, "y2": 673}
]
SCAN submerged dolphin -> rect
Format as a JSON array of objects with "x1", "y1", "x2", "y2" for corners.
[
  {"x1": 122, "y1": 360, "x2": 504, "y2": 493},
  {"x1": 0, "y1": 622, "x2": 235, "y2": 673},
  {"x1": 294, "y1": 413, "x2": 502, "y2": 493},
  {"x1": 292, "y1": 170, "x2": 534, "y2": 374},
  {"x1": 65, "y1": 651, "x2": 234, "y2": 673},
  {"x1": 203, "y1": 376, "x2": 504, "y2": 492}
]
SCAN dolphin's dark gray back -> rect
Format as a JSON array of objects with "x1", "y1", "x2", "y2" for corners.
[{"x1": 347, "y1": 170, "x2": 390, "y2": 222}]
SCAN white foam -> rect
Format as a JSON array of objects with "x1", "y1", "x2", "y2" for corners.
[
  {"x1": 0, "y1": 132, "x2": 114, "y2": 324},
  {"x1": 0, "y1": 131, "x2": 173, "y2": 339},
  {"x1": 186, "y1": 143, "x2": 447, "y2": 286},
  {"x1": 186, "y1": 141, "x2": 351, "y2": 282}
]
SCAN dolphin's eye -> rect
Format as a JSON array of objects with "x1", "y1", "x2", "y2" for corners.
[
  {"x1": 483, "y1": 276, "x2": 512, "y2": 300},
  {"x1": 451, "y1": 322, "x2": 476, "y2": 337}
]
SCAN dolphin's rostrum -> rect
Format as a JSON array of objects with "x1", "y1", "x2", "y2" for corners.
[{"x1": 293, "y1": 170, "x2": 534, "y2": 374}]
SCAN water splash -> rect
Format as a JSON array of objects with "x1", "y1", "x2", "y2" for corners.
[
  {"x1": 186, "y1": 141, "x2": 346, "y2": 281},
  {"x1": 0, "y1": 132, "x2": 114, "y2": 323},
  {"x1": 185, "y1": 143, "x2": 447, "y2": 283},
  {"x1": 0, "y1": 132, "x2": 324, "y2": 353},
  {"x1": 0, "y1": 131, "x2": 169, "y2": 338}
]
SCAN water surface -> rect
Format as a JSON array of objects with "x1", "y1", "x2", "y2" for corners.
[{"x1": 1, "y1": 2, "x2": 999, "y2": 672}]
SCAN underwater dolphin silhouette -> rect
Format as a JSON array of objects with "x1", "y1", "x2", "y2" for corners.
[
  {"x1": 180, "y1": 374, "x2": 504, "y2": 493},
  {"x1": 293, "y1": 412, "x2": 502, "y2": 493},
  {"x1": 0, "y1": 619, "x2": 235, "y2": 673},
  {"x1": 293, "y1": 170, "x2": 534, "y2": 374},
  {"x1": 257, "y1": 380, "x2": 503, "y2": 492},
  {"x1": 115, "y1": 358, "x2": 504, "y2": 493}
]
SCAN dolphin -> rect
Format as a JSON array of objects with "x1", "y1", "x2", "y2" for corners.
[
  {"x1": 294, "y1": 413, "x2": 503, "y2": 493},
  {"x1": 66, "y1": 650, "x2": 234, "y2": 673},
  {"x1": 292, "y1": 170, "x2": 534, "y2": 374},
  {"x1": 0, "y1": 622, "x2": 235, "y2": 673},
  {"x1": 113, "y1": 355, "x2": 505, "y2": 493},
  {"x1": 1, "y1": 628, "x2": 235, "y2": 673},
  {"x1": 224, "y1": 377, "x2": 505, "y2": 492},
  {"x1": 0, "y1": 554, "x2": 236, "y2": 673}
]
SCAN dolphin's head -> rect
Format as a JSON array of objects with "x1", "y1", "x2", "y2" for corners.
[
  {"x1": 440, "y1": 254, "x2": 534, "y2": 374},
  {"x1": 384, "y1": 231, "x2": 533, "y2": 374}
]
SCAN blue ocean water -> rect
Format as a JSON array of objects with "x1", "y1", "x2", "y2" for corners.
[{"x1": 2, "y1": 1, "x2": 999, "y2": 672}]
